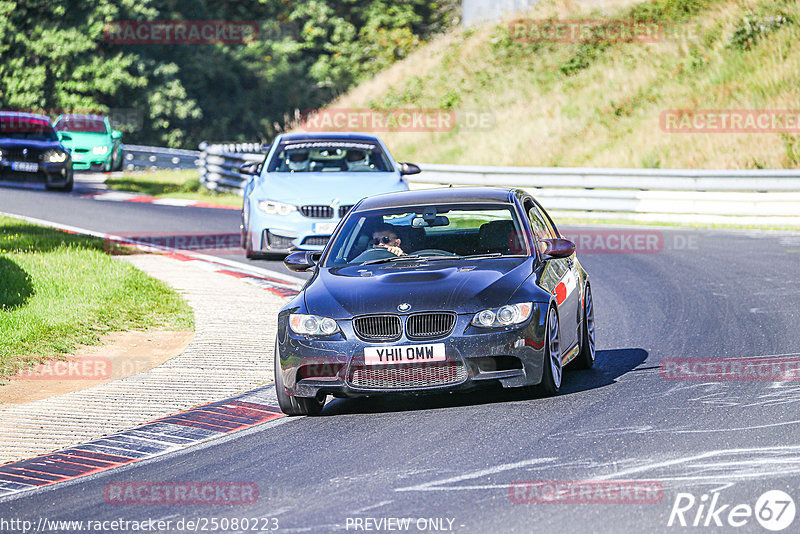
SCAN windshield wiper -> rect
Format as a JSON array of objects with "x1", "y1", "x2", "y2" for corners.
[
  {"x1": 460, "y1": 253, "x2": 526, "y2": 260},
  {"x1": 362, "y1": 254, "x2": 456, "y2": 265}
]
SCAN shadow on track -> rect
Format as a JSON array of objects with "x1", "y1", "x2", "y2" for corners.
[{"x1": 320, "y1": 348, "x2": 648, "y2": 416}]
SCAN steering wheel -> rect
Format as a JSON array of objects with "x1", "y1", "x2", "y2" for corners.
[
  {"x1": 353, "y1": 247, "x2": 395, "y2": 264},
  {"x1": 413, "y1": 249, "x2": 457, "y2": 257}
]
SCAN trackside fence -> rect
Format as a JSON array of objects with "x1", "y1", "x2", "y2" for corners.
[{"x1": 128, "y1": 142, "x2": 800, "y2": 226}]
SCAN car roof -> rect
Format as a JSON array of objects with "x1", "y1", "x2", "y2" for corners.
[
  {"x1": 278, "y1": 132, "x2": 381, "y2": 143},
  {"x1": 58, "y1": 114, "x2": 106, "y2": 120},
  {"x1": 0, "y1": 111, "x2": 51, "y2": 122},
  {"x1": 355, "y1": 187, "x2": 518, "y2": 211}
]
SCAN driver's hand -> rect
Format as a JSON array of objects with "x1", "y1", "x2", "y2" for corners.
[{"x1": 379, "y1": 244, "x2": 404, "y2": 256}]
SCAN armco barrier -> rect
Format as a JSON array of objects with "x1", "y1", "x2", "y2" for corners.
[
  {"x1": 198, "y1": 141, "x2": 266, "y2": 194},
  {"x1": 122, "y1": 144, "x2": 201, "y2": 171},
  {"x1": 129, "y1": 142, "x2": 800, "y2": 225}
]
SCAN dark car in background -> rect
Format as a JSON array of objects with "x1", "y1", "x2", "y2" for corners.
[
  {"x1": 275, "y1": 187, "x2": 595, "y2": 415},
  {"x1": 54, "y1": 114, "x2": 123, "y2": 172},
  {"x1": 0, "y1": 112, "x2": 73, "y2": 192}
]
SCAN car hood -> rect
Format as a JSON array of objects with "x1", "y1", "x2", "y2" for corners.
[
  {"x1": 254, "y1": 172, "x2": 406, "y2": 206},
  {"x1": 0, "y1": 138, "x2": 63, "y2": 151},
  {"x1": 304, "y1": 257, "x2": 535, "y2": 318},
  {"x1": 59, "y1": 132, "x2": 110, "y2": 149}
]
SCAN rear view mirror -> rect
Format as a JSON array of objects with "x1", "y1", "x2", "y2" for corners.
[
  {"x1": 398, "y1": 162, "x2": 421, "y2": 176},
  {"x1": 411, "y1": 215, "x2": 449, "y2": 228},
  {"x1": 539, "y1": 238, "x2": 576, "y2": 259},
  {"x1": 240, "y1": 161, "x2": 262, "y2": 176}
]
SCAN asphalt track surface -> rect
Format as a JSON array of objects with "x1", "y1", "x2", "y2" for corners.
[{"x1": 2, "y1": 177, "x2": 800, "y2": 533}]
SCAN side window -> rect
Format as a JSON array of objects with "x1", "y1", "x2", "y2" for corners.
[{"x1": 525, "y1": 201, "x2": 556, "y2": 240}]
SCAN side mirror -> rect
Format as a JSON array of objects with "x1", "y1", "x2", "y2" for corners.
[
  {"x1": 539, "y1": 238, "x2": 576, "y2": 259},
  {"x1": 58, "y1": 132, "x2": 72, "y2": 142},
  {"x1": 111, "y1": 129, "x2": 122, "y2": 140},
  {"x1": 284, "y1": 251, "x2": 318, "y2": 272},
  {"x1": 240, "y1": 161, "x2": 262, "y2": 176},
  {"x1": 398, "y1": 162, "x2": 421, "y2": 176}
]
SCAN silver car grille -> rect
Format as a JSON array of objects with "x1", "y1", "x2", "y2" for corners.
[{"x1": 300, "y1": 205, "x2": 334, "y2": 219}]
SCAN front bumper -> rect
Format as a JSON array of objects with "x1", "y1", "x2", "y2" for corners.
[
  {"x1": 0, "y1": 161, "x2": 72, "y2": 186},
  {"x1": 277, "y1": 305, "x2": 549, "y2": 399},
  {"x1": 70, "y1": 152, "x2": 110, "y2": 171},
  {"x1": 249, "y1": 209, "x2": 343, "y2": 253}
]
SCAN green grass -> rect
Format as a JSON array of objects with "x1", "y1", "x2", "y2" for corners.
[
  {"x1": 0, "y1": 216, "x2": 194, "y2": 378},
  {"x1": 106, "y1": 169, "x2": 243, "y2": 207},
  {"x1": 326, "y1": 0, "x2": 800, "y2": 169}
]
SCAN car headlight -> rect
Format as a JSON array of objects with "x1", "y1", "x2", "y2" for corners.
[
  {"x1": 289, "y1": 314, "x2": 339, "y2": 336},
  {"x1": 43, "y1": 149, "x2": 68, "y2": 163},
  {"x1": 258, "y1": 200, "x2": 297, "y2": 216},
  {"x1": 471, "y1": 303, "x2": 533, "y2": 328},
  {"x1": 92, "y1": 145, "x2": 109, "y2": 155},
  {"x1": 0, "y1": 148, "x2": 4, "y2": 161}
]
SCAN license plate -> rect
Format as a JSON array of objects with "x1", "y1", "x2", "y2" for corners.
[
  {"x1": 313, "y1": 222, "x2": 337, "y2": 234},
  {"x1": 12, "y1": 162, "x2": 38, "y2": 172},
  {"x1": 364, "y1": 343, "x2": 446, "y2": 366}
]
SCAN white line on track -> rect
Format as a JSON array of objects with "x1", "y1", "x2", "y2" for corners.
[{"x1": 0, "y1": 210, "x2": 306, "y2": 288}]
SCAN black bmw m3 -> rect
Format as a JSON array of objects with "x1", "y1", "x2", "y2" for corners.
[
  {"x1": 276, "y1": 187, "x2": 595, "y2": 415},
  {"x1": 0, "y1": 112, "x2": 74, "y2": 191}
]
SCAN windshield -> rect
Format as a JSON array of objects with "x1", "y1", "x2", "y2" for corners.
[
  {"x1": 324, "y1": 203, "x2": 529, "y2": 267},
  {"x1": 0, "y1": 116, "x2": 58, "y2": 141},
  {"x1": 267, "y1": 140, "x2": 392, "y2": 173},
  {"x1": 55, "y1": 116, "x2": 107, "y2": 134}
]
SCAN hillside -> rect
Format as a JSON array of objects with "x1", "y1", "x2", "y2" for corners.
[{"x1": 318, "y1": 0, "x2": 800, "y2": 169}]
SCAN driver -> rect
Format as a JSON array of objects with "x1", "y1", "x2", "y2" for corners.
[
  {"x1": 371, "y1": 222, "x2": 405, "y2": 257},
  {"x1": 286, "y1": 150, "x2": 309, "y2": 171},
  {"x1": 345, "y1": 149, "x2": 371, "y2": 171}
]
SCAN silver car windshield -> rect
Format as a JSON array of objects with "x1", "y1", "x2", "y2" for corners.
[{"x1": 267, "y1": 140, "x2": 392, "y2": 173}]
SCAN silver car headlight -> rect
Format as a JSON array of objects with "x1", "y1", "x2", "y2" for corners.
[
  {"x1": 0, "y1": 148, "x2": 4, "y2": 161},
  {"x1": 258, "y1": 200, "x2": 297, "y2": 216},
  {"x1": 92, "y1": 145, "x2": 109, "y2": 155},
  {"x1": 472, "y1": 303, "x2": 533, "y2": 328},
  {"x1": 289, "y1": 314, "x2": 339, "y2": 336},
  {"x1": 43, "y1": 149, "x2": 68, "y2": 163}
]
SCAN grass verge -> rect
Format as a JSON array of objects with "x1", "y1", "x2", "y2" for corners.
[
  {"x1": 105, "y1": 169, "x2": 243, "y2": 207},
  {"x1": 0, "y1": 215, "x2": 194, "y2": 378}
]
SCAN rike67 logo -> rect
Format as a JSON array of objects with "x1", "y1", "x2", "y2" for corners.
[{"x1": 668, "y1": 490, "x2": 796, "y2": 531}]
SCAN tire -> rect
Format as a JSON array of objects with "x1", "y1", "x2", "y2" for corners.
[
  {"x1": 46, "y1": 172, "x2": 73, "y2": 193},
  {"x1": 535, "y1": 305, "x2": 562, "y2": 396},
  {"x1": 274, "y1": 339, "x2": 324, "y2": 416},
  {"x1": 113, "y1": 149, "x2": 124, "y2": 171},
  {"x1": 568, "y1": 284, "x2": 596, "y2": 370}
]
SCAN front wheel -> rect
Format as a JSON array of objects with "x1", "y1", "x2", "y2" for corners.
[
  {"x1": 569, "y1": 284, "x2": 596, "y2": 370},
  {"x1": 274, "y1": 339, "x2": 324, "y2": 416},
  {"x1": 535, "y1": 306, "x2": 562, "y2": 396}
]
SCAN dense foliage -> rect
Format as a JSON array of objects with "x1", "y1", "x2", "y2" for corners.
[{"x1": 0, "y1": 0, "x2": 458, "y2": 147}]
